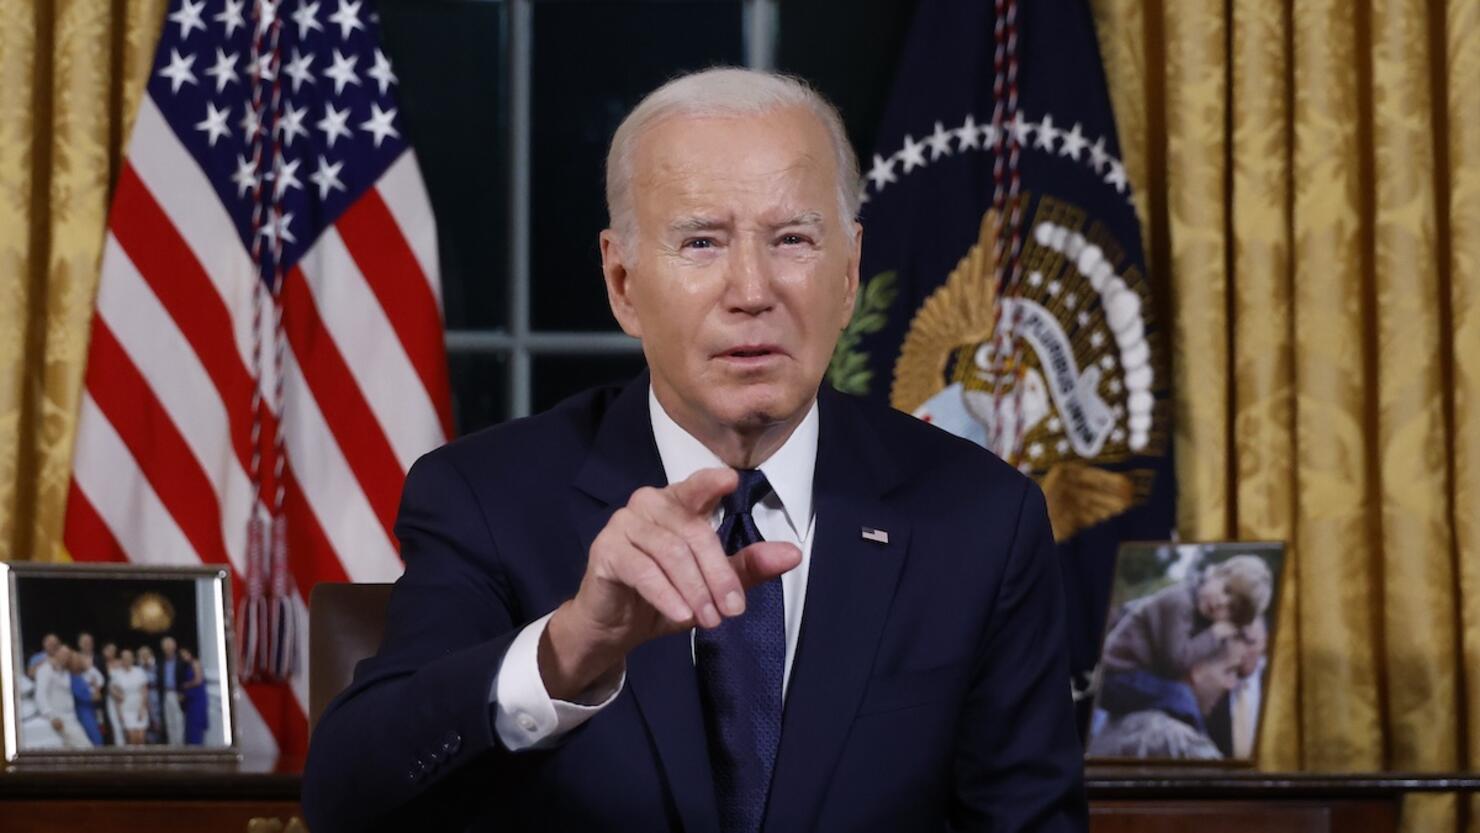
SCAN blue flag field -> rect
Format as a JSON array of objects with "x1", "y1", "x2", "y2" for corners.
[{"x1": 832, "y1": 0, "x2": 1177, "y2": 727}]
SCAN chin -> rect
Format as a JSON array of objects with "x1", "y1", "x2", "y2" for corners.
[{"x1": 709, "y1": 384, "x2": 802, "y2": 429}]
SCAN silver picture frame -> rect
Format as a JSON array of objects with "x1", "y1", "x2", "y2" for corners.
[{"x1": 1, "y1": 562, "x2": 241, "y2": 765}]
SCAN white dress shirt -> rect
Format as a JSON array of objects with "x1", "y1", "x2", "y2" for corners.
[
  {"x1": 33, "y1": 661, "x2": 75, "y2": 721},
  {"x1": 490, "y1": 386, "x2": 819, "y2": 751},
  {"x1": 1229, "y1": 658, "x2": 1265, "y2": 758}
]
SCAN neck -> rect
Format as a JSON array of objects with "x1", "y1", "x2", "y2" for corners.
[{"x1": 653, "y1": 384, "x2": 812, "y2": 470}]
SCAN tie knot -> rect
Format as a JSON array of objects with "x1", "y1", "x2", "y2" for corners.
[{"x1": 722, "y1": 468, "x2": 772, "y2": 518}]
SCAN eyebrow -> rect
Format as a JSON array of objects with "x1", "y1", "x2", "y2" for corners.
[
  {"x1": 768, "y1": 211, "x2": 824, "y2": 229},
  {"x1": 666, "y1": 211, "x2": 827, "y2": 236},
  {"x1": 669, "y1": 215, "x2": 729, "y2": 233}
]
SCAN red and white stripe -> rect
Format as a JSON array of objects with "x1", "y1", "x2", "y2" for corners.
[{"x1": 63, "y1": 93, "x2": 450, "y2": 762}]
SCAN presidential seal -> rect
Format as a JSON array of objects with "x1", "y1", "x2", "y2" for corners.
[{"x1": 891, "y1": 200, "x2": 1166, "y2": 542}]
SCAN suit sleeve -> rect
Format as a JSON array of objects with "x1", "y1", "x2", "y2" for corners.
[
  {"x1": 301, "y1": 449, "x2": 525, "y2": 833},
  {"x1": 948, "y1": 481, "x2": 1089, "y2": 833},
  {"x1": 1168, "y1": 596, "x2": 1225, "y2": 676}
]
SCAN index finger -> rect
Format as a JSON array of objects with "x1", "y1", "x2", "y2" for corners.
[{"x1": 667, "y1": 467, "x2": 739, "y2": 517}]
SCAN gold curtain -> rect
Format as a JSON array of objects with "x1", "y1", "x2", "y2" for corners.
[
  {"x1": 0, "y1": 0, "x2": 167, "y2": 563},
  {"x1": 1092, "y1": 0, "x2": 1480, "y2": 829}
]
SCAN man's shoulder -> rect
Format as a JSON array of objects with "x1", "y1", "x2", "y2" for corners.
[{"x1": 831, "y1": 389, "x2": 1033, "y2": 497}]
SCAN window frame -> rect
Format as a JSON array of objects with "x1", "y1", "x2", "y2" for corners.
[{"x1": 443, "y1": 0, "x2": 781, "y2": 423}]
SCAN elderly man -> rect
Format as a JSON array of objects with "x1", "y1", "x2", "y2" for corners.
[
  {"x1": 26, "y1": 633, "x2": 59, "y2": 678},
  {"x1": 1204, "y1": 616, "x2": 1268, "y2": 759},
  {"x1": 33, "y1": 645, "x2": 94, "y2": 750},
  {"x1": 304, "y1": 68, "x2": 1084, "y2": 833}
]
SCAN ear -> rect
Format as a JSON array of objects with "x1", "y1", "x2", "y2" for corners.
[
  {"x1": 600, "y1": 229, "x2": 643, "y2": 339},
  {"x1": 838, "y1": 221, "x2": 863, "y2": 329}
]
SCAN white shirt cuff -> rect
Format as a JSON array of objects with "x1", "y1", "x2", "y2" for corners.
[{"x1": 490, "y1": 611, "x2": 625, "y2": 752}]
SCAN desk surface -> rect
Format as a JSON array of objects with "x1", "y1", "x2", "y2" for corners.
[
  {"x1": 3, "y1": 760, "x2": 1478, "y2": 802},
  {"x1": 1084, "y1": 768, "x2": 1480, "y2": 799}
]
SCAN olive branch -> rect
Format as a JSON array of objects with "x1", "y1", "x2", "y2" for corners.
[{"x1": 826, "y1": 271, "x2": 898, "y2": 396}]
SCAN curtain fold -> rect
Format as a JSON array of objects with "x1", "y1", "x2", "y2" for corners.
[
  {"x1": 0, "y1": 0, "x2": 167, "y2": 564},
  {"x1": 1094, "y1": 0, "x2": 1479, "y2": 828},
  {"x1": 1452, "y1": 0, "x2": 1480, "y2": 822}
]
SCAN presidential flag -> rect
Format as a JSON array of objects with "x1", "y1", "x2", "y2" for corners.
[
  {"x1": 832, "y1": 0, "x2": 1175, "y2": 725},
  {"x1": 63, "y1": 0, "x2": 450, "y2": 759}
]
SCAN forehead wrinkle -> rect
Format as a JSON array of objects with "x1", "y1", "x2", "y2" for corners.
[
  {"x1": 656, "y1": 165, "x2": 830, "y2": 221},
  {"x1": 647, "y1": 145, "x2": 822, "y2": 195},
  {"x1": 632, "y1": 126, "x2": 840, "y2": 238}
]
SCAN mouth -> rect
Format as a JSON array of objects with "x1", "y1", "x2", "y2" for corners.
[{"x1": 714, "y1": 344, "x2": 786, "y2": 366}]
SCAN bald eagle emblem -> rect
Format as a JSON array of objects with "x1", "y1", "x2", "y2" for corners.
[{"x1": 890, "y1": 200, "x2": 1165, "y2": 541}]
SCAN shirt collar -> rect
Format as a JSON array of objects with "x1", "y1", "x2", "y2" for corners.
[{"x1": 648, "y1": 385, "x2": 818, "y2": 536}]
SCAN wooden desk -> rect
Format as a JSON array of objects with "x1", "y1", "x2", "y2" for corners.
[
  {"x1": 1, "y1": 764, "x2": 1475, "y2": 832},
  {"x1": 1087, "y1": 769, "x2": 1480, "y2": 833},
  {"x1": 0, "y1": 758, "x2": 300, "y2": 833}
]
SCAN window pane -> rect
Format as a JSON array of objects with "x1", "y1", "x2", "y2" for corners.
[
  {"x1": 379, "y1": 0, "x2": 508, "y2": 330},
  {"x1": 530, "y1": 1, "x2": 743, "y2": 332},
  {"x1": 778, "y1": 0, "x2": 920, "y2": 162},
  {"x1": 532, "y1": 353, "x2": 649, "y2": 414},
  {"x1": 450, "y1": 351, "x2": 510, "y2": 435}
]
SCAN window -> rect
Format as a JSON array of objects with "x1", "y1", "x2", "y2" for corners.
[{"x1": 378, "y1": 0, "x2": 915, "y2": 434}]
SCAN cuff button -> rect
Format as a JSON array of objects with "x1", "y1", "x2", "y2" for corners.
[
  {"x1": 441, "y1": 730, "x2": 462, "y2": 756},
  {"x1": 517, "y1": 713, "x2": 537, "y2": 732}
]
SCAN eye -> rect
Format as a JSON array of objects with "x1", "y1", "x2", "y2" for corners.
[
  {"x1": 777, "y1": 233, "x2": 811, "y2": 246},
  {"x1": 682, "y1": 237, "x2": 717, "y2": 250}
]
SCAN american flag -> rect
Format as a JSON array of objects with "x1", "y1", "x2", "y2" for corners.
[{"x1": 63, "y1": 0, "x2": 450, "y2": 761}]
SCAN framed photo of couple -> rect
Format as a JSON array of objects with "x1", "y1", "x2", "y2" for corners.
[
  {"x1": 1086, "y1": 540, "x2": 1287, "y2": 765},
  {"x1": 0, "y1": 562, "x2": 240, "y2": 764}
]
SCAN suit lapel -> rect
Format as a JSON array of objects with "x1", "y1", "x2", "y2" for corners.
[
  {"x1": 569, "y1": 379, "x2": 912, "y2": 833},
  {"x1": 762, "y1": 388, "x2": 911, "y2": 833},
  {"x1": 570, "y1": 373, "x2": 721, "y2": 833}
]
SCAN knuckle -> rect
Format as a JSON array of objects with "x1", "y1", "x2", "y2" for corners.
[
  {"x1": 608, "y1": 507, "x2": 633, "y2": 530},
  {"x1": 588, "y1": 531, "x2": 616, "y2": 561},
  {"x1": 630, "y1": 560, "x2": 664, "y2": 588},
  {"x1": 633, "y1": 568, "x2": 668, "y2": 600},
  {"x1": 688, "y1": 523, "x2": 722, "y2": 552},
  {"x1": 712, "y1": 563, "x2": 741, "y2": 589}
]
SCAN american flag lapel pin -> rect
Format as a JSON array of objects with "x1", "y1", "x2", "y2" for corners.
[{"x1": 861, "y1": 527, "x2": 889, "y2": 544}]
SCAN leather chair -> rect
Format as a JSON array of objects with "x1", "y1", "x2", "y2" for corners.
[{"x1": 308, "y1": 582, "x2": 394, "y2": 732}]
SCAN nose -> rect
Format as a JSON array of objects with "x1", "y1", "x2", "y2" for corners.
[{"x1": 723, "y1": 235, "x2": 776, "y2": 315}]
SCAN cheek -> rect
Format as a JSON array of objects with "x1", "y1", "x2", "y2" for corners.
[
  {"x1": 778, "y1": 266, "x2": 848, "y2": 331},
  {"x1": 634, "y1": 272, "x2": 718, "y2": 335}
]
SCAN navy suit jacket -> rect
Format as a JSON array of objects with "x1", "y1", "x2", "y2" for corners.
[{"x1": 302, "y1": 374, "x2": 1087, "y2": 832}]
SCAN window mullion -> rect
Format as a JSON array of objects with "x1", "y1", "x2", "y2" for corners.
[{"x1": 509, "y1": 0, "x2": 534, "y2": 418}]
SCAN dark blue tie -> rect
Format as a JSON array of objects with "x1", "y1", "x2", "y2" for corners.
[{"x1": 694, "y1": 468, "x2": 785, "y2": 833}]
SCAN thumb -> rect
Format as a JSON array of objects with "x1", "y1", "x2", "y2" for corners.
[
  {"x1": 669, "y1": 467, "x2": 740, "y2": 516},
  {"x1": 730, "y1": 541, "x2": 803, "y2": 590}
]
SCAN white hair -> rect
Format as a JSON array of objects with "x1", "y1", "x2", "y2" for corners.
[{"x1": 604, "y1": 67, "x2": 861, "y2": 248}]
